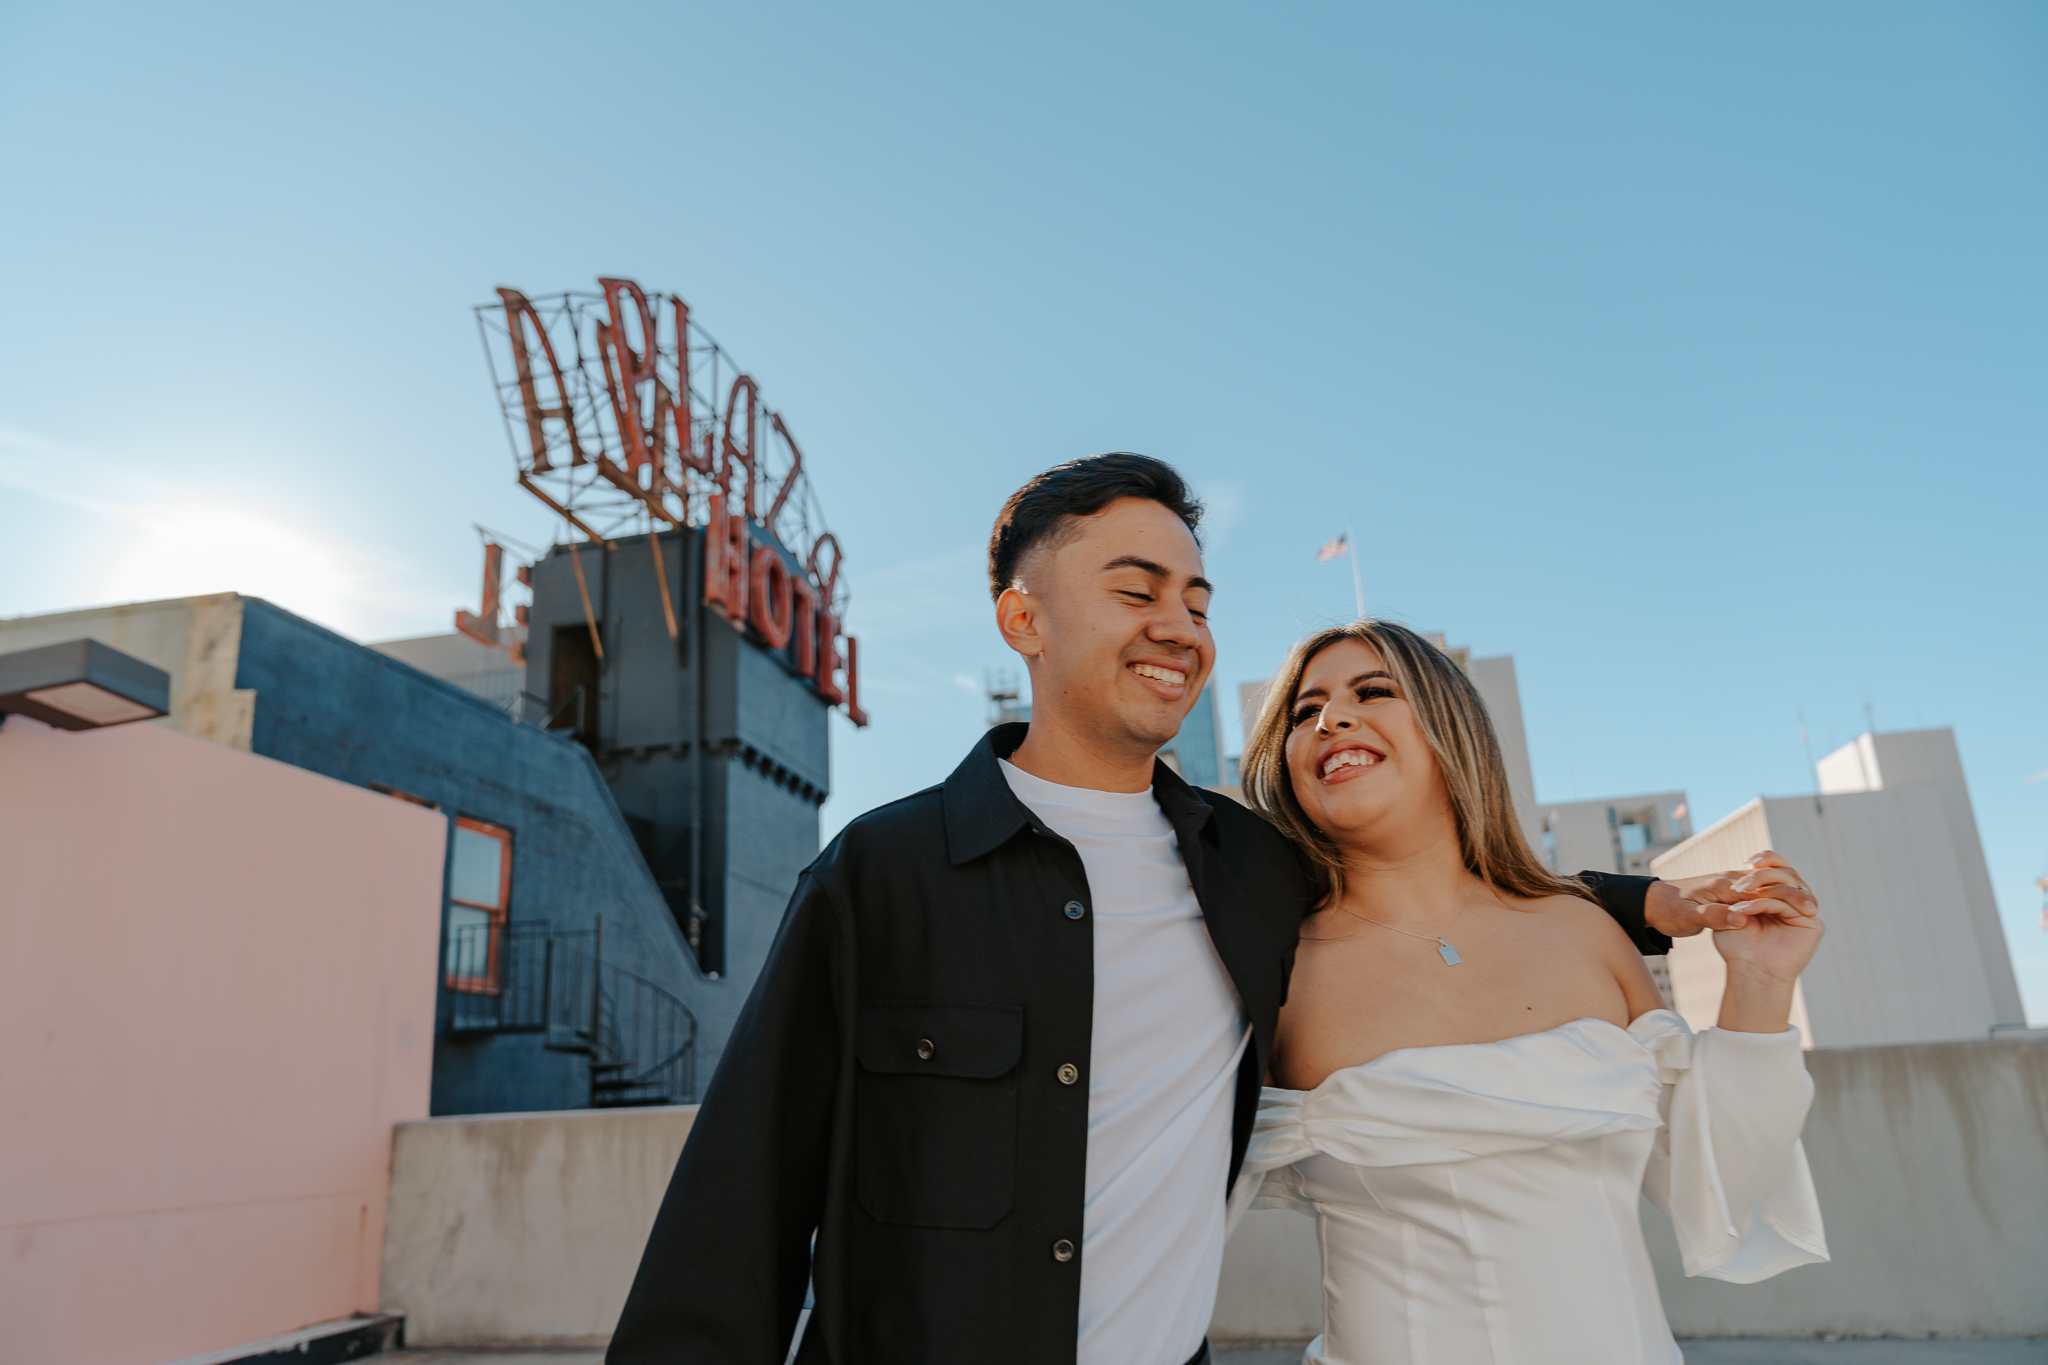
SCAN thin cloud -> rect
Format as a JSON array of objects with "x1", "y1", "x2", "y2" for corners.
[{"x1": 0, "y1": 426, "x2": 465, "y2": 640}]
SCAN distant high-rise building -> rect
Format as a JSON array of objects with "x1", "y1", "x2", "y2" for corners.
[
  {"x1": 981, "y1": 673, "x2": 1224, "y2": 789},
  {"x1": 1158, "y1": 683, "x2": 1226, "y2": 789},
  {"x1": 1652, "y1": 728, "x2": 2025, "y2": 1049},
  {"x1": 1238, "y1": 678, "x2": 1273, "y2": 755},
  {"x1": 1540, "y1": 793, "x2": 1693, "y2": 877},
  {"x1": 1456, "y1": 648, "x2": 1540, "y2": 850}
]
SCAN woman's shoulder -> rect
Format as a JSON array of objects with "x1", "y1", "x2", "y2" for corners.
[{"x1": 1510, "y1": 889, "x2": 1641, "y2": 953}]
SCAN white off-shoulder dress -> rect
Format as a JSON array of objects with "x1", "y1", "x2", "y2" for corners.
[{"x1": 1235, "y1": 1010, "x2": 1828, "y2": 1365}]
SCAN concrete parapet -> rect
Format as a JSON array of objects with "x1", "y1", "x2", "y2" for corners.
[
  {"x1": 381, "y1": 1038, "x2": 2045, "y2": 1347},
  {"x1": 1211, "y1": 1035, "x2": 2048, "y2": 1342},
  {"x1": 1646, "y1": 1035, "x2": 2048, "y2": 1338},
  {"x1": 381, "y1": 1105, "x2": 697, "y2": 1347}
]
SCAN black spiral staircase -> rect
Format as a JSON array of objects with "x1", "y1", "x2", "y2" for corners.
[{"x1": 442, "y1": 917, "x2": 696, "y2": 1108}]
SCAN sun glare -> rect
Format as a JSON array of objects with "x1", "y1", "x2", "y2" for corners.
[{"x1": 91, "y1": 500, "x2": 425, "y2": 640}]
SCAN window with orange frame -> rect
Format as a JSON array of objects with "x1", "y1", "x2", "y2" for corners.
[{"x1": 445, "y1": 817, "x2": 512, "y2": 993}]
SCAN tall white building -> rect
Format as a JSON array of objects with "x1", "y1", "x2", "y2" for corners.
[{"x1": 1651, "y1": 728, "x2": 2025, "y2": 1048}]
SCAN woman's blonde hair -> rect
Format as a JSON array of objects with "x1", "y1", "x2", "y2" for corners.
[{"x1": 1240, "y1": 619, "x2": 1591, "y2": 907}]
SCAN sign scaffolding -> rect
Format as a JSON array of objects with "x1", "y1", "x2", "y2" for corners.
[{"x1": 475, "y1": 278, "x2": 864, "y2": 724}]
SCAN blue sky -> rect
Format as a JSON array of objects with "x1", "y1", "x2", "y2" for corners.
[{"x1": 3, "y1": 1, "x2": 2044, "y2": 1021}]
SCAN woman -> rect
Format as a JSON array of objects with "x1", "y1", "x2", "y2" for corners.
[{"x1": 1233, "y1": 621, "x2": 1828, "y2": 1364}]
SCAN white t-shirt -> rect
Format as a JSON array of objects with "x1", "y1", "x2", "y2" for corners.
[{"x1": 999, "y1": 760, "x2": 1252, "y2": 1365}]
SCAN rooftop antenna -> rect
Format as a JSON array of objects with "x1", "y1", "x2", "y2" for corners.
[
  {"x1": 1799, "y1": 709, "x2": 1823, "y2": 814},
  {"x1": 985, "y1": 669, "x2": 1029, "y2": 729}
]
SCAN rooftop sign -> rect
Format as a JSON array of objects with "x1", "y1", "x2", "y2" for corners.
[{"x1": 476, "y1": 279, "x2": 864, "y2": 725}]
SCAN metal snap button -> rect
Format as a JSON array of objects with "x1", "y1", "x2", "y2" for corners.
[
  {"x1": 1057, "y1": 1063, "x2": 1079, "y2": 1085},
  {"x1": 1052, "y1": 1238, "x2": 1076, "y2": 1262},
  {"x1": 916, "y1": 1038, "x2": 935, "y2": 1061},
  {"x1": 1063, "y1": 900, "x2": 1085, "y2": 920}
]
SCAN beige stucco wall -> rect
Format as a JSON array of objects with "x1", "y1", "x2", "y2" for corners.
[
  {"x1": 0, "y1": 714, "x2": 445, "y2": 1365},
  {"x1": 1210, "y1": 1036, "x2": 2048, "y2": 1342},
  {"x1": 382, "y1": 1105, "x2": 699, "y2": 1346},
  {"x1": 0, "y1": 593, "x2": 256, "y2": 748}
]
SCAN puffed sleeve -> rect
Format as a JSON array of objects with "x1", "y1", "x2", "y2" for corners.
[
  {"x1": 1226, "y1": 1088, "x2": 1318, "y2": 1234},
  {"x1": 1634, "y1": 1012, "x2": 1830, "y2": 1283}
]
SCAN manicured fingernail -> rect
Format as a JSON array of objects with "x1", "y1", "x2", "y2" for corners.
[{"x1": 1732, "y1": 875, "x2": 1758, "y2": 891}]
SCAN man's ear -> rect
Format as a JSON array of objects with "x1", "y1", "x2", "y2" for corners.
[{"x1": 995, "y1": 586, "x2": 1044, "y2": 660}]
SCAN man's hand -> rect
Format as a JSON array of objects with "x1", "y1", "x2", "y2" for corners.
[{"x1": 1643, "y1": 850, "x2": 1822, "y2": 940}]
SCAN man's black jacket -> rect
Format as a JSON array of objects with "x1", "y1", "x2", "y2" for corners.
[{"x1": 606, "y1": 724, "x2": 1665, "y2": 1365}]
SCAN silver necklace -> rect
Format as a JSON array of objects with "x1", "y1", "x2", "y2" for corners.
[{"x1": 1337, "y1": 882, "x2": 1481, "y2": 965}]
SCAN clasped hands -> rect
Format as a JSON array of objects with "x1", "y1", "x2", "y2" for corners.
[
  {"x1": 1646, "y1": 850, "x2": 1827, "y2": 1010},
  {"x1": 1644, "y1": 850, "x2": 1819, "y2": 938}
]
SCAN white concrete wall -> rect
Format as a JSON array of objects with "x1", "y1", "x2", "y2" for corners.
[
  {"x1": 381, "y1": 1105, "x2": 698, "y2": 1346},
  {"x1": 1209, "y1": 1037, "x2": 2048, "y2": 1342}
]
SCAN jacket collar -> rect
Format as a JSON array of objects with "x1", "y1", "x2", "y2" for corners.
[{"x1": 942, "y1": 722, "x2": 1220, "y2": 866}]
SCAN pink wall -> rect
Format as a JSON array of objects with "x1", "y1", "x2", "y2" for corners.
[{"x1": 0, "y1": 715, "x2": 446, "y2": 1365}]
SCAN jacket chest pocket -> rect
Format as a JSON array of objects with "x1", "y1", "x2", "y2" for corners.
[{"x1": 854, "y1": 1000, "x2": 1023, "y2": 1230}]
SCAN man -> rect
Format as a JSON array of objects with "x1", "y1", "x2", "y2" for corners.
[{"x1": 607, "y1": 453, "x2": 1816, "y2": 1365}]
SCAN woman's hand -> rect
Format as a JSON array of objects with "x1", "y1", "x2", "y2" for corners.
[
  {"x1": 1646, "y1": 851, "x2": 1821, "y2": 938},
  {"x1": 1712, "y1": 890, "x2": 1827, "y2": 1034}
]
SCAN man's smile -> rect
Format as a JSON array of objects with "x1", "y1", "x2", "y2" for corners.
[{"x1": 1129, "y1": 662, "x2": 1188, "y2": 688}]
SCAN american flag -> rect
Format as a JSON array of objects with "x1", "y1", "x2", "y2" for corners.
[{"x1": 1317, "y1": 533, "x2": 1348, "y2": 563}]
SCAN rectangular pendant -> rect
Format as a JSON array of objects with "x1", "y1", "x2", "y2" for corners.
[{"x1": 1438, "y1": 942, "x2": 1461, "y2": 966}]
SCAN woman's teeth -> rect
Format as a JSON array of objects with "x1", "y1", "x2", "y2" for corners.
[
  {"x1": 1131, "y1": 664, "x2": 1187, "y2": 686},
  {"x1": 1322, "y1": 749, "x2": 1379, "y2": 776}
]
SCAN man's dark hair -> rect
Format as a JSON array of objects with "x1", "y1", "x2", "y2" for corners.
[{"x1": 987, "y1": 453, "x2": 1204, "y2": 602}]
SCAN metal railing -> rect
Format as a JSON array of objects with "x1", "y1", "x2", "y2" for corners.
[
  {"x1": 545, "y1": 921, "x2": 698, "y2": 1107},
  {"x1": 444, "y1": 921, "x2": 551, "y2": 1033},
  {"x1": 441, "y1": 916, "x2": 697, "y2": 1107}
]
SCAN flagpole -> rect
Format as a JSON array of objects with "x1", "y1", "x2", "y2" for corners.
[{"x1": 1347, "y1": 518, "x2": 1364, "y2": 619}]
